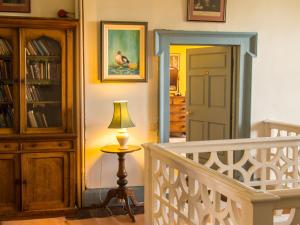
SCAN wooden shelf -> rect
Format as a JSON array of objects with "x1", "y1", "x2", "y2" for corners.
[
  {"x1": 27, "y1": 79, "x2": 59, "y2": 85},
  {"x1": 0, "y1": 80, "x2": 13, "y2": 85},
  {"x1": 26, "y1": 55, "x2": 61, "y2": 62},
  {"x1": 0, "y1": 101, "x2": 13, "y2": 104},
  {"x1": 27, "y1": 101, "x2": 61, "y2": 104},
  {"x1": 0, "y1": 55, "x2": 12, "y2": 60}
]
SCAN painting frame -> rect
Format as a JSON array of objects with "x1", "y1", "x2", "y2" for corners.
[
  {"x1": 187, "y1": 0, "x2": 226, "y2": 22},
  {"x1": 101, "y1": 21, "x2": 148, "y2": 82},
  {"x1": 0, "y1": 0, "x2": 30, "y2": 13},
  {"x1": 170, "y1": 53, "x2": 180, "y2": 70}
]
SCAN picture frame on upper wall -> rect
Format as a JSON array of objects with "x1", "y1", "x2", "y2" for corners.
[
  {"x1": 187, "y1": 0, "x2": 226, "y2": 22},
  {"x1": 0, "y1": 0, "x2": 30, "y2": 13},
  {"x1": 101, "y1": 21, "x2": 148, "y2": 82}
]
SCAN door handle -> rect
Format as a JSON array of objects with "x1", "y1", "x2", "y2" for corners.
[{"x1": 187, "y1": 109, "x2": 193, "y2": 115}]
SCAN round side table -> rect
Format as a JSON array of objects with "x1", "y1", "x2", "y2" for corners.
[{"x1": 99, "y1": 145, "x2": 142, "y2": 222}]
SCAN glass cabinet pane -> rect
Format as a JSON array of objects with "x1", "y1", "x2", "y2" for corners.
[
  {"x1": 25, "y1": 36, "x2": 62, "y2": 128},
  {"x1": 0, "y1": 37, "x2": 14, "y2": 128}
]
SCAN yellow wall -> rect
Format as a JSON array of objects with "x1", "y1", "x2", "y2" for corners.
[
  {"x1": 82, "y1": 0, "x2": 300, "y2": 189},
  {"x1": 170, "y1": 45, "x2": 211, "y2": 96}
]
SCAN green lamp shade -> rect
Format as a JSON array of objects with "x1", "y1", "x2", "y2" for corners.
[{"x1": 108, "y1": 100, "x2": 135, "y2": 129}]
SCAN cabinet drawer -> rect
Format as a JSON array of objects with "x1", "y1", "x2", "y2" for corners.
[
  {"x1": 170, "y1": 122, "x2": 186, "y2": 133},
  {"x1": 170, "y1": 105, "x2": 186, "y2": 113},
  {"x1": 23, "y1": 141, "x2": 73, "y2": 150},
  {"x1": 172, "y1": 97, "x2": 186, "y2": 105},
  {"x1": 0, "y1": 143, "x2": 18, "y2": 151},
  {"x1": 170, "y1": 113, "x2": 186, "y2": 122}
]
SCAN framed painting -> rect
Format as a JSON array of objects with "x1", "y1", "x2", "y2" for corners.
[
  {"x1": 101, "y1": 21, "x2": 148, "y2": 82},
  {"x1": 0, "y1": 0, "x2": 30, "y2": 13},
  {"x1": 170, "y1": 53, "x2": 180, "y2": 70},
  {"x1": 187, "y1": 0, "x2": 226, "y2": 22}
]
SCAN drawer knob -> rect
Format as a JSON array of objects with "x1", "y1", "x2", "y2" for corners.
[{"x1": 4, "y1": 144, "x2": 9, "y2": 148}]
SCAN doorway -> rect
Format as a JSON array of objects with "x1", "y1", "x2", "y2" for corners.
[
  {"x1": 169, "y1": 45, "x2": 236, "y2": 143},
  {"x1": 155, "y1": 30, "x2": 258, "y2": 143}
]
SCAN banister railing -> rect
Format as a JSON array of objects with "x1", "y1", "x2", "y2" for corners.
[
  {"x1": 263, "y1": 119, "x2": 300, "y2": 137},
  {"x1": 144, "y1": 136, "x2": 300, "y2": 225}
]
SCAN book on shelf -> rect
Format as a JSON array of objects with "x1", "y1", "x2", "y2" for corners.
[
  {"x1": 27, "y1": 110, "x2": 38, "y2": 128},
  {"x1": 0, "y1": 60, "x2": 11, "y2": 80},
  {"x1": 26, "y1": 85, "x2": 41, "y2": 102},
  {"x1": 0, "y1": 39, "x2": 12, "y2": 56},
  {"x1": 0, "y1": 106, "x2": 13, "y2": 128},
  {"x1": 0, "y1": 85, "x2": 13, "y2": 102},
  {"x1": 27, "y1": 61, "x2": 60, "y2": 81},
  {"x1": 26, "y1": 36, "x2": 61, "y2": 57},
  {"x1": 27, "y1": 110, "x2": 48, "y2": 128}
]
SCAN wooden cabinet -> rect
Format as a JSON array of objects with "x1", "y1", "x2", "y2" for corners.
[
  {"x1": 0, "y1": 154, "x2": 20, "y2": 214},
  {"x1": 170, "y1": 96, "x2": 186, "y2": 136},
  {"x1": 22, "y1": 152, "x2": 74, "y2": 211},
  {"x1": 0, "y1": 17, "x2": 79, "y2": 218}
]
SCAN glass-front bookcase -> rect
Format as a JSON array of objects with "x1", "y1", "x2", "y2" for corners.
[
  {"x1": 0, "y1": 18, "x2": 78, "y2": 216},
  {"x1": 21, "y1": 29, "x2": 67, "y2": 133},
  {"x1": 0, "y1": 28, "x2": 18, "y2": 134}
]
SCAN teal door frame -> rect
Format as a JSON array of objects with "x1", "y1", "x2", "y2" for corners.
[{"x1": 155, "y1": 30, "x2": 258, "y2": 143}]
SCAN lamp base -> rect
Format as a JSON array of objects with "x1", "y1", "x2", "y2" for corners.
[{"x1": 116, "y1": 129, "x2": 129, "y2": 150}]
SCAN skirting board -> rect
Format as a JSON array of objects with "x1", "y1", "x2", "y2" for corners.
[{"x1": 82, "y1": 186, "x2": 144, "y2": 207}]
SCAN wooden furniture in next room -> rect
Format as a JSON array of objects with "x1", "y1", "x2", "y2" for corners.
[
  {"x1": 100, "y1": 145, "x2": 142, "y2": 222},
  {"x1": 170, "y1": 95, "x2": 186, "y2": 136},
  {"x1": 0, "y1": 17, "x2": 79, "y2": 219}
]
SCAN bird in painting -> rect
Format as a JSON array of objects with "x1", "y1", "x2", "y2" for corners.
[{"x1": 115, "y1": 50, "x2": 130, "y2": 67}]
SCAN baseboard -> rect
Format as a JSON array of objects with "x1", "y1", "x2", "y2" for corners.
[{"x1": 82, "y1": 186, "x2": 144, "y2": 208}]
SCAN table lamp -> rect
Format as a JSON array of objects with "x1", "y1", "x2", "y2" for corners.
[{"x1": 108, "y1": 100, "x2": 135, "y2": 150}]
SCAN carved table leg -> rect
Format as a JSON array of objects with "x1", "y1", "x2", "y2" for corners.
[
  {"x1": 124, "y1": 192, "x2": 135, "y2": 222},
  {"x1": 126, "y1": 188, "x2": 140, "y2": 207},
  {"x1": 100, "y1": 152, "x2": 138, "y2": 222},
  {"x1": 99, "y1": 188, "x2": 118, "y2": 208}
]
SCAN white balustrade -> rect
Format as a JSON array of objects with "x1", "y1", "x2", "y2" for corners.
[{"x1": 144, "y1": 136, "x2": 300, "y2": 225}]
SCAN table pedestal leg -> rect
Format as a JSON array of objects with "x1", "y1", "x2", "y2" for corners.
[{"x1": 99, "y1": 152, "x2": 139, "y2": 222}]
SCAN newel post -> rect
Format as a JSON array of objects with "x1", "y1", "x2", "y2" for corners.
[
  {"x1": 143, "y1": 144, "x2": 153, "y2": 225},
  {"x1": 252, "y1": 202, "x2": 274, "y2": 225}
]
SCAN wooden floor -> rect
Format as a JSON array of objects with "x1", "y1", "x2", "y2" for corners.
[{"x1": 0, "y1": 215, "x2": 144, "y2": 225}]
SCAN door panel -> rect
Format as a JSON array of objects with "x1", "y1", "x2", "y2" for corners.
[
  {"x1": 209, "y1": 76, "x2": 227, "y2": 107},
  {"x1": 190, "y1": 53, "x2": 226, "y2": 68},
  {"x1": 208, "y1": 122, "x2": 226, "y2": 140},
  {"x1": 190, "y1": 76, "x2": 205, "y2": 105},
  {"x1": 186, "y1": 46, "x2": 232, "y2": 142},
  {"x1": 189, "y1": 120, "x2": 206, "y2": 141},
  {"x1": 22, "y1": 152, "x2": 71, "y2": 211},
  {"x1": 0, "y1": 154, "x2": 20, "y2": 213}
]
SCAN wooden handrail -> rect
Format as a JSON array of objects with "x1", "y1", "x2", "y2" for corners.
[
  {"x1": 263, "y1": 119, "x2": 300, "y2": 136},
  {"x1": 158, "y1": 136, "x2": 300, "y2": 153}
]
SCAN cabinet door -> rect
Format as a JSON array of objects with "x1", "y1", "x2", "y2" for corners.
[
  {"x1": 20, "y1": 29, "x2": 68, "y2": 134},
  {"x1": 21, "y1": 152, "x2": 73, "y2": 211},
  {"x1": 0, "y1": 154, "x2": 20, "y2": 213},
  {"x1": 0, "y1": 28, "x2": 19, "y2": 135}
]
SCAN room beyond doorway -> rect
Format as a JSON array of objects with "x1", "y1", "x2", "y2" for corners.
[
  {"x1": 155, "y1": 30, "x2": 258, "y2": 143},
  {"x1": 169, "y1": 45, "x2": 235, "y2": 144}
]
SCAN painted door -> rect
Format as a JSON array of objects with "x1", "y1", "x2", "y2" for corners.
[{"x1": 186, "y1": 46, "x2": 232, "y2": 142}]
